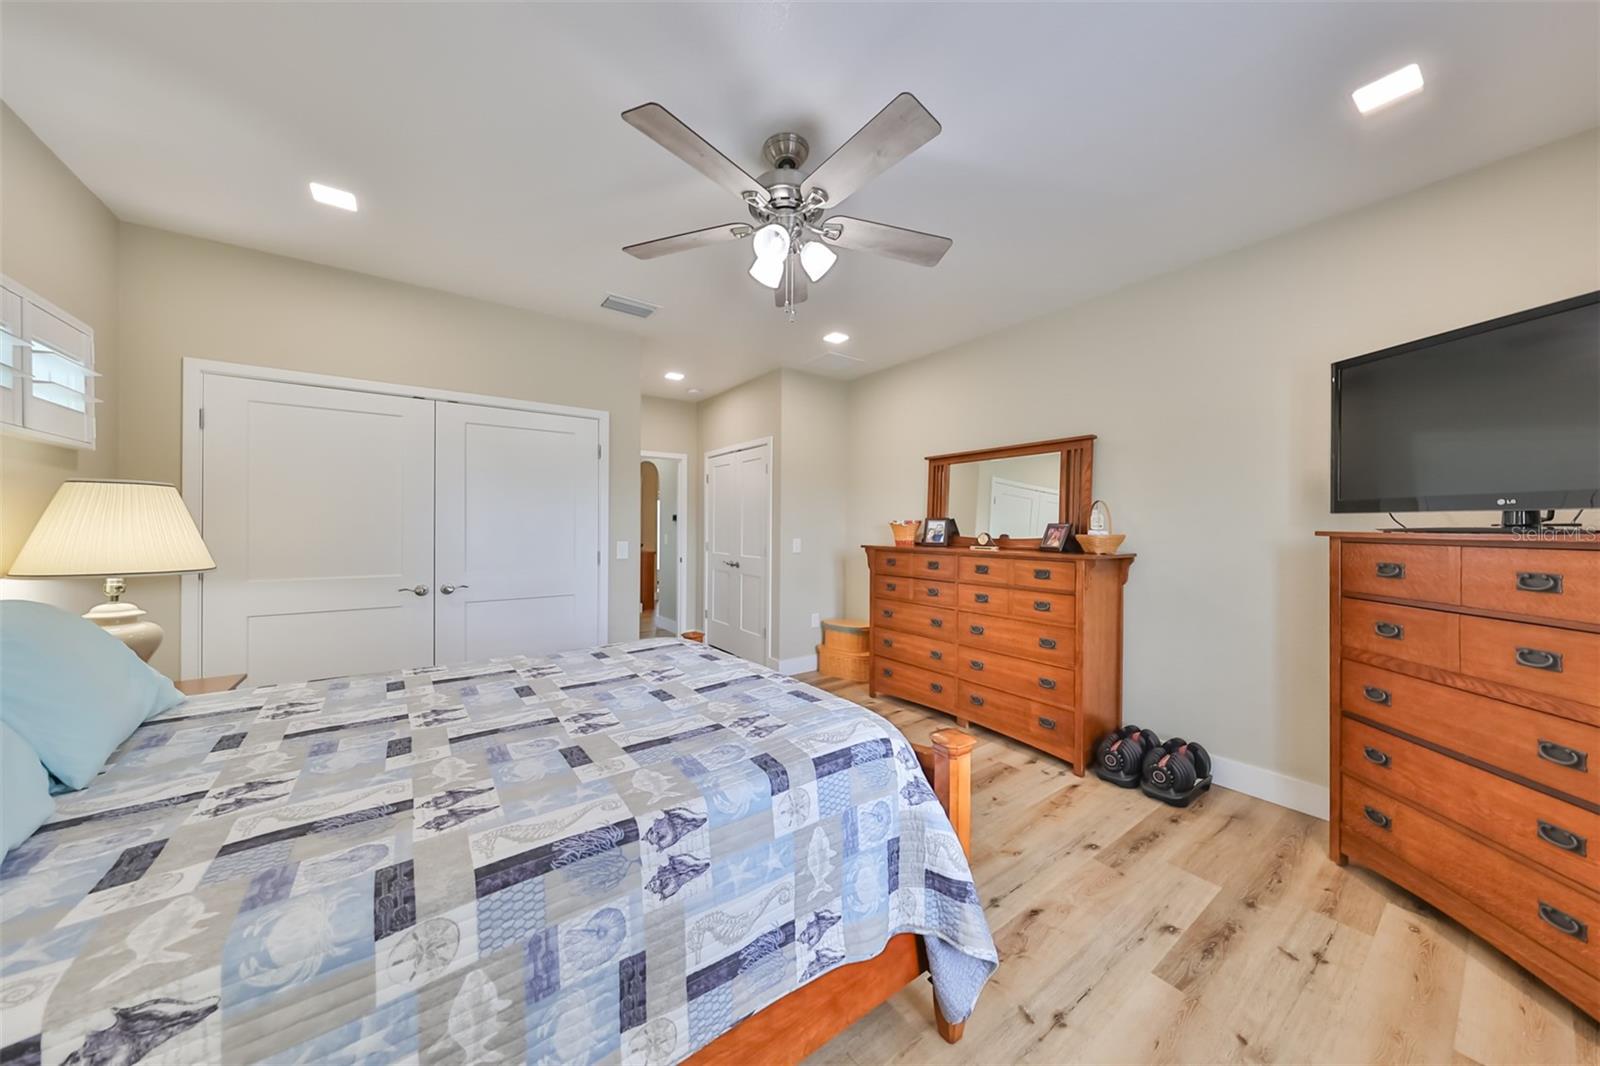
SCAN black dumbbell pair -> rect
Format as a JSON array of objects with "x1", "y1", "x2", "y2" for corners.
[{"x1": 1092, "y1": 725, "x2": 1213, "y2": 807}]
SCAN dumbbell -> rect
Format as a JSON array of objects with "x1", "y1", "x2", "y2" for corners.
[
  {"x1": 1096, "y1": 725, "x2": 1162, "y2": 779},
  {"x1": 1140, "y1": 737, "x2": 1213, "y2": 793}
]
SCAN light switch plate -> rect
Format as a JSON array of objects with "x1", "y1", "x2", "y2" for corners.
[
  {"x1": 617, "y1": 541, "x2": 630, "y2": 560},
  {"x1": 792, "y1": 538, "x2": 802, "y2": 554},
  {"x1": 810, "y1": 613, "x2": 820, "y2": 628}
]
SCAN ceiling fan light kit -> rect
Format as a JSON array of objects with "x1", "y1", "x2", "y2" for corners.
[{"x1": 621, "y1": 93, "x2": 953, "y2": 316}]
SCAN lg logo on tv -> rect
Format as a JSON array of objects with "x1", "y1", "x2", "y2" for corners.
[{"x1": 1496, "y1": 497, "x2": 1517, "y2": 505}]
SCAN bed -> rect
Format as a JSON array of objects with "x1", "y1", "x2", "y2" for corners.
[{"x1": 0, "y1": 638, "x2": 996, "y2": 1065}]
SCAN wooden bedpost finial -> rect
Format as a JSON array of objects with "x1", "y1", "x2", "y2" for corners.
[
  {"x1": 928, "y1": 729, "x2": 975, "y2": 858},
  {"x1": 930, "y1": 728, "x2": 977, "y2": 758}
]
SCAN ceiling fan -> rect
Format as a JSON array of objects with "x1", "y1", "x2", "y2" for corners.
[{"x1": 620, "y1": 93, "x2": 952, "y2": 315}]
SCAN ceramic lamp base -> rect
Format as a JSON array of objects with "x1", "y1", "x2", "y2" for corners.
[{"x1": 84, "y1": 600, "x2": 164, "y2": 662}]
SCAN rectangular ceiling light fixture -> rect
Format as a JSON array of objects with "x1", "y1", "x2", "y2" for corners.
[
  {"x1": 1352, "y1": 63, "x2": 1424, "y2": 115},
  {"x1": 600, "y1": 294, "x2": 659, "y2": 318},
  {"x1": 309, "y1": 182, "x2": 359, "y2": 211}
]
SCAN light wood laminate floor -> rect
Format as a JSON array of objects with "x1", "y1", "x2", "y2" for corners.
[{"x1": 799, "y1": 674, "x2": 1599, "y2": 1066}]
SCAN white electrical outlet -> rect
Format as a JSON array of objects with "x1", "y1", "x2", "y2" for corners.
[{"x1": 810, "y1": 613, "x2": 820, "y2": 628}]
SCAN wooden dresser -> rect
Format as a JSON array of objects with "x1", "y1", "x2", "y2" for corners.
[
  {"x1": 864, "y1": 544, "x2": 1133, "y2": 772},
  {"x1": 1323, "y1": 531, "x2": 1599, "y2": 1018}
]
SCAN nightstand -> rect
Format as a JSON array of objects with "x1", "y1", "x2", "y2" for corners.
[{"x1": 173, "y1": 673, "x2": 247, "y2": 696}]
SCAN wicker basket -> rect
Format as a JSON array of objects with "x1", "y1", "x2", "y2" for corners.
[
  {"x1": 817, "y1": 644, "x2": 870, "y2": 682},
  {"x1": 889, "y1": 520, "x2": 920, "y2": 547},
  {"x1": 820, "y1": 618, "x2": 870, "y2": 653}
]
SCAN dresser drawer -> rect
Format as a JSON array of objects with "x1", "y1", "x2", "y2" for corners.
[
  {"x1": 1342, "y1": 774, "x2": 1599, "y2": 978},
  {"x1": 958, "y1": 648, "x2": 1074, "y2": 706},
  {"x1": 958, "y1": 611, "x2": 1075, "y2": 668},
  {"x1": 958, "y1": 557, "x2": 1011, "y2": 586},
  {"x1": 1342, "y1": 542, "x2": 1460, "y2": 604},
  {"x1": 1343, "y1": 717, "x2": 1598, "y2": 888},
  {"x1": 874, "y1": 628, "x2": 956, "y2": 674},
  {"x1": 871, "y1": 574, "x2": 912, "y2": 601},
  {"x1": 871, "y1": 551, "x2": 922, "y2": 575},
  {"x1": 875, "y1": 600, "x2": 955, "y2": 637},
  {"x1": 957, "y1": 682, "x2": 1077, "y2": 760},
  {"x1": 1462, "y1": 548, "x2": 1600, "y2": 626},
  {"x1": 874, "y1": 657, "x2": 955, "y2": 712},
  {"x1": 910, "y1": 579, "x2": 957, "y2": 605},
  {"x1": 1012, "y1": 560, "x2": 1077, "y2": 594},
  {"x1": 912, "y1": 554, "x2": 957, "y2": 579},
  {"x1": 956, "y1": 584, "x2": 1011, "y2": 615},
  {"x1": 1009, "y1": 590, "x2": 1073, "y2": 623},
  {"x1": 1460, "y1": 616, "x2": 1600, "y2": 708},
  {"x1": 1342, "y1": 660, "x2": 1598, "y2": 804},
  {"x1": 1340, "y1": 598, "x2": 1459, "y2": 670}
]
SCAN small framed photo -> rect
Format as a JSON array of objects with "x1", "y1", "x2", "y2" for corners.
[
  {"x1": 919, "y1": 517, "x2": 959, "y2": 546},
  {"x1": 1040, "y1": 522, "x2": 1073, "y2": 552}
]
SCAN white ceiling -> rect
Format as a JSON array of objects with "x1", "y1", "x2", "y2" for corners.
[{"x1": 3, "y1": 3, "x2": 1596, "y2": 399}]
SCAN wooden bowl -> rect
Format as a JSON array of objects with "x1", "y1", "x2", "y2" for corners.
[{"x1": 1075, "y1": 533, "x2": 1126, "y2": 555}]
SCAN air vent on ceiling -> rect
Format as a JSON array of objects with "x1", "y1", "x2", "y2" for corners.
[{"x1": 600, "y1": 293, "x2": 659, "y2": 318}]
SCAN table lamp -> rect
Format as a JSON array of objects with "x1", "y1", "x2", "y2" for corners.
[{"x1": 8, "y1": 479, "x2": 215, "y2": 661}]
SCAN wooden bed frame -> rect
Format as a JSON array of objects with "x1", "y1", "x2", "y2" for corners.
[{"x1": 689, "y1": 728, "x2": 977, "y2": 1065}]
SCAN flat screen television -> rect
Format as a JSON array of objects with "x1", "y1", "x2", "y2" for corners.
[{"x1": 1331, "y1": 291, "x2": 1600, "y2": 527}]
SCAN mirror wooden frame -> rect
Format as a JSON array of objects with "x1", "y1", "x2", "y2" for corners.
[{"x1": 926, "y1": 435, "x2": 1095, "y2": 548}]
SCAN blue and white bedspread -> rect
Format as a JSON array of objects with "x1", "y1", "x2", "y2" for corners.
[{"x1": 0, "y1": 638, "x2": 996, "y2": 1065}]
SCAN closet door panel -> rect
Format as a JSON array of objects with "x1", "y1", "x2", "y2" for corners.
[
  {"x1": 199, "y1": 375, "x2": 435, "y2": 681},
  {"x1": 434, "y1": 402, "x2": 602, "y2": 662}
]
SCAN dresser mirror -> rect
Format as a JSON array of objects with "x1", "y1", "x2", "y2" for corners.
[{"x1": 927, "y1": 436, "x2": 1095, "y2": 547}]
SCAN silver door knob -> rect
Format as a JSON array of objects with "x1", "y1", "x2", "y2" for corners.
[
  {"x1": 440, "y1": 584, "x2": 469, "y2": 595},
  {"x1": 399, "y1": 584, "x2": 429, "y2": 596}
]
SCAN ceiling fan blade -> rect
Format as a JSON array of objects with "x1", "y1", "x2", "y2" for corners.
[
  {"x1": 776, "y1": 257, "x2": 808, "y2": 306},
  {"x1": 802, "y1": 93, "x2": 941, "y2": 208},
  {"x1": 624, "y1": 223, "x2": 752, "y2": 260},
  {"x1": 622, "y1": 103, "x2": 769, "y2": 206},
  {"x1": 824, "y1": 216, "x2": 952, "y2": 267}
]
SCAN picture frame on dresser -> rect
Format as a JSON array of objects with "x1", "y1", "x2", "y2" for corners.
[{"x1": 1319, "y1": 530, "x2": 1599, "y2": 1020}]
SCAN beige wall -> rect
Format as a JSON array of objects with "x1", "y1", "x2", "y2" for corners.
[
  {"x1": 846, "y1": 130, "x2": 1600, "y2": 790},
  {"x1": 641, "y1": 396, "x2": 700, "y2": 631},
  {"x1": 777, "y1": 370, "x2": 850, "y2": 661},
  {"x1": 114, "y1": 224, "x2": 644, "y2": 676},
  {"x1": 0, "y1": 105, "x2": 120, "y2": 615}
]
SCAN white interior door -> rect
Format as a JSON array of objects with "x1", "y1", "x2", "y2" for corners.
[
  {"x1": 200, "y1": 375, "x2": 435, "y2": 681},
  {"x1": 705, "y1": 441, "x2": 769, "y2": 663},
  {"x1": 989, "y1": 477, "x2": 1060, "y2": 537},
  {"x1": 434, "y1": 402, "x2": 602, "y2": 662}
]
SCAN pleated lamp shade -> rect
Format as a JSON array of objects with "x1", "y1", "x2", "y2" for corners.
[{"x1": 10, "y1": 480, "x2": 215, "y2": 577}]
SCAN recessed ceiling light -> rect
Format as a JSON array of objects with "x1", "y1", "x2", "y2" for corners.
[
  {"x1": 822, "y1": 331, "x2": 849, "y2": 345},
  {"x1": 309, "y1": 182, "x2": 358, "y2": 211},
  {"x1": 664, "y1": 371, "x2": 685, "y2": 382},
  {"x1": 1352, "y1": 63, "x2": 1424, "y2": 115}
]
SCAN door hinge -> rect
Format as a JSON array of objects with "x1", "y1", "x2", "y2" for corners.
[
  {"x1": 198, "y1": 408, "x2": 205, "y2": 430},
  {"x1": 598, "y1": 444, "x2": 603, "y2": 459}
]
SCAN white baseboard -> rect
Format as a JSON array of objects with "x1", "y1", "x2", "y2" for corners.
[
  {"x1": 776, "y1": 653, "x2": 819, "y2": 676},
  {"x1": 653, "y1": 609, "x2": 677, "y2": 635},
  {"x1": 1208, "y1": 754, "x2": 1329, "y2": 820}
]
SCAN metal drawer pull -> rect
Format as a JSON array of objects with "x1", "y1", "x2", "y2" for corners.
[
  {"x1": 969, "y1": 625, "x2": 985, "y2": 636},
  {"x1": 1038, "y1": 637, "x2": 1057, "y2": 650},
  {"x1": 930, "y1": 650, "x2": 943, "y2": 661},
  {"x1": 1362, "y1": 746, "x2": 1391, "y2": 767},
  {"x1": 1537, "y1": 739, "x2": 1588, "y2": 771},
  {"x1": 1038, "y1": 677, "x2": 1057, "y2": 690},
  {"x1": 930, "y1": 683, "x2": 944, "y2": 694},
  {"x1": 1037, "y1": 716, "x2": 1057, "y2": 730},
  {"x1": 1375, "y1": 562, "x2": 1405, "y2": 579},
  {"x1": 975, "y1": 564, "x2": 990, "y2": 575},
  {"x1": 930, "y1": 618, "x2": 944, "y2": 628},
  {"x1": 1515, "y1": 647, "x2": 1562, "y2": 672},
  {"x1": 885, "y1": 582, "x2": 897, "y2": 591},
  {"x1": 1516, "y1": 571, "x2": 1563, "y2": 594},
  {"x1": 1538, "y1": 902, "x2": 1587, "y2": 942},
  {"x1": 1362, "y1": 685, "x2": 1391, "y2": 706},
  {"x1": 1373, "y1": 621, "x2": 1403, "y2": 639},
  {"x1": 969, "y1": 660, "x2": 985, "y2": 671},
  {"x1": 925, "y1": 587, "x2": 940, "y2": 597},
  {"x1": 881, "y1": 609, "x2": 894, "y2": 618},
  {"x1": 1362, "y1": 805, "x2": 1391, "y2": 830},
  {"x1": 1536, "y1": 821, "x2": 1587, "y2": 857},
  {"x1": 882, "y1": 637, "x2": 894, "y2": 647},
  {"x1": 882, "y1": 667, "x2": 893, "y2": 678},
  {"x1": 1033, "y1": 600, "x2": 1051, "y2": 612},
  {"x1": 887, "y1": 558, "x2": 898, "y2": 566},
  {"x1": 975, "y1": 593, "x2": 990, "y2": 603},
  {"x1": 969, "y1": 694, "x2": 985, "y2": 707},
  {"x1": 928, "y1": 561, "x2": 940, "y2": 570},
  {"x1": 1034, "y1": 568, "x2": 1051, "y2": 580}
]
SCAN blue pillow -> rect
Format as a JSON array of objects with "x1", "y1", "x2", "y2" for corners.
[
  {"x1": 0, "y1": 600, "x2": 182, "y2": 789},
  {"x1": 2, "y1": 721, "x2": 54, "y2": 854}
]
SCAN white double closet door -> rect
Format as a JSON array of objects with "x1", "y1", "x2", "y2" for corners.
[{"x1": 198, "y1": 375, "x2": 601, "y2": 682}]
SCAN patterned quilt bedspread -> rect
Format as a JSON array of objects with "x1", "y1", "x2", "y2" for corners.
[{"x1": 0, "y1": 638, "x2": 996, "y2": 1066}]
